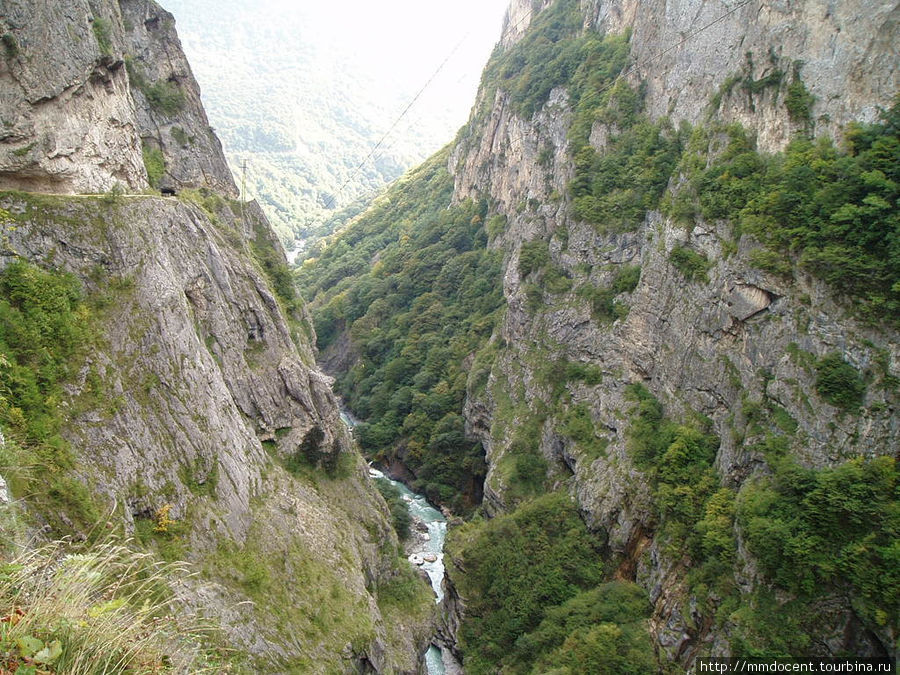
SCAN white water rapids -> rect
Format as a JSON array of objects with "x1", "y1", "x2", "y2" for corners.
[{"x1": 340, "y1": 411, "x2": 450, "y2": 674}]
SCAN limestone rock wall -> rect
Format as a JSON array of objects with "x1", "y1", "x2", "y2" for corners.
[
  {"x1": 0, "y1": 1, "x2": 433, "y2": 669},
  {"x1": 2, "y1": 194, "x2": 313, "y2": 537},
  {"x1": 457, "y1": 0, "x2": 898, "y2": 208},
  {"x1": 0, "y1": 0, "x2": 145, "y2": 192},
  {"x1": 0, "y1": 188, "x2": 432, "y2": 671},
  {"x1": 448, "y1": 0, "x2": 899, "y2": 665},
  {"x1": 591, "y1": 0, "x2": 898, "y2": 150},
  {"x1": 119, "y1": 0, "x2": 238, "y2": 197},
  {"x1": 0, "y1": 0, "x2": 237, "y2": 195}
]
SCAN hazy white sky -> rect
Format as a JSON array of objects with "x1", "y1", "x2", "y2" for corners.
[
  {"x1": 259, "y1": 0, "x2": 510, "y2": 74},
  {"x1": 167, "y1": 0, "x2": 511, "y2": 139},
  {"x1": 306, "y1": 0, "x2": 512, "y2": 136},
  {"x1": 163, "y1": 0, "x2": 512, "y2": 229}
]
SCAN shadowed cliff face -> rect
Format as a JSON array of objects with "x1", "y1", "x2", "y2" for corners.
[
  {"x1": 0, "y1": 1, "x2": 434, "y2": 671},
  {"x1": 441, "y1": 0, "x2": 898, "y2": 666}
]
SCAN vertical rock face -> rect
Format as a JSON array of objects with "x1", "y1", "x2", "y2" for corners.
[
  {"x1": 0, "y1": 0, "x2": 145, "y2": 192},
  {"x1": 0, "y1": 0, "x2": 236, "y2": 195},
  {"x1": 588, "y1": 0, "x2": 898, "y2": 150},
  {"x1": 119, "y1": 0, "x2": 239, "y2": 197},
  {"x1": 457, "y1": 0, "x2": 898, "y2": 207},
  {"x1": 0, "y1": 1, "x2": 433, "y2": 671},
  {"x1": 501, "y1": 0, "x2": 554, "y2": 45},
  {"x1": 446, "y1": 0, "x2": 898, "y2": 665},
  {"x1": 3, "y1": 195, "x2": 331, "y2": 541}
]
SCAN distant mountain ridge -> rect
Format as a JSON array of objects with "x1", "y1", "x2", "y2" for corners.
[{"x1": 164, "y1": 0, "x2": 507, "y2": 243}]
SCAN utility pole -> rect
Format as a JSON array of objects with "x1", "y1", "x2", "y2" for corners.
[
  {"x1": 241, "y1": 159, "x2": 247, "y2": 202},
  {"x1": 240, "y1": 158, "x2": 247, "y2": 227}
]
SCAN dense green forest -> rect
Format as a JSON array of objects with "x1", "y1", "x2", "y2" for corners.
[
  {"x1": 620, "y1": 384, "x2": 897, "y2": 655},
  {"x1": 297, "y1": 150, "x2": 504, "y2": 512},
  {"x1": 446, "y1": 493, "x2": 655, "y2": 674}
]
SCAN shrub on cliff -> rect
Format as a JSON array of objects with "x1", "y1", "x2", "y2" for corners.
[
  {"x1": 814, "y1": 352, "x2": 866, "y2": 410},
  {"x1": 447, "y1": 492, "x2": 621, "y2": 673},
  {"x1": 375, "y1": 480, "x2": 412, "y2": 541}
]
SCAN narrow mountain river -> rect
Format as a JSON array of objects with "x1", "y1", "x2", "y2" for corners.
[{"x1": 340, "y1": 412, "x2": 449, "y2": 674}]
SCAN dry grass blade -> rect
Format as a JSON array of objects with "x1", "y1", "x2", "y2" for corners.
[{"x1": 0, "y1": 537, "x2": 225, "y2": 674}]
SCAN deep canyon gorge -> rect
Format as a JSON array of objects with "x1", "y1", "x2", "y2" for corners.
[{"x1": 0, "y1": 0, "x2": 896, "y2": 672}]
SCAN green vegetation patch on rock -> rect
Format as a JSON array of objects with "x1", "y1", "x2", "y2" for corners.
[
  {"x1": 126, "y1": 58, "x2": 186, "y2": 117},
  {"x1": 738, "y1": 455, "x2": 897, "y2": 619},
  {"x1": 668, "y1": 103, "x2": 900, "y2": 326},
  {"x1": 0, "y1": 260, "x2": 102, "y2": 534},
  {"x1": 141, "y1": 143, "x2": 165, "y2": 188},
  {"x1": 669, "y1": 245, "x2": 712, "y2": 283},
  {"x1": 577, "y1": 265, "x2": 641, "y2": 323},
  {"x1": 477, "y1": 0, "x2": 590, "y2": 120},
  {"x1": 446, "y1": 492, "x2": 655, "y2": 674},
  {"x1": 91, "y1": 17, "x2": 113, "y2": 57},
  {"x1": 624, "y1": 383, "x2": 898, "y2": 653},
  {"x1": 814, "y1": 352, "x2": 866, "y2": 410}
]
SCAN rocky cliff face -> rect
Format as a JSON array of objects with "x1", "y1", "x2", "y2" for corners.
[
  {"x1": 445, "y1": 0, "x2": 898, "y2": 665},
  {"x1": 0, "y1": 0, "x2": 235, "y2": 195},
  {"x1": 0, "y1": 1, "x2": 432, "y2": 671},
  {"x1": 0, "y1": 0, "x2": 144, "y2": 192},
  {"x1": 119, "y1": 0, "x2": 238, "y2": 197},
  {"x1": 495, "y1": 0, "x2": 897, "y2": 152},
  {"x1": 456, "y1": 0, "x2": 898, "y2": 211}
]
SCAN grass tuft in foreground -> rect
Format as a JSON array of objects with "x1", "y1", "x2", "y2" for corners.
[{"x1": 0, "y1": 538, "x2": 225, "y2": 674}]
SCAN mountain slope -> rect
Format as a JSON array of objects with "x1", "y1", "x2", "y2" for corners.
[
  {"x1": 0, "y1": 1, "x2": 434, "y2": 671},
  {"x1": 160, "y1": 0, "x2": 508, "y2": 243},
  {"x1": 301, "y1": 0, "x2": 898, "y2": 669},
  {"x1": 298, "y1": 149, "x2": 504, "y2": 513}
]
